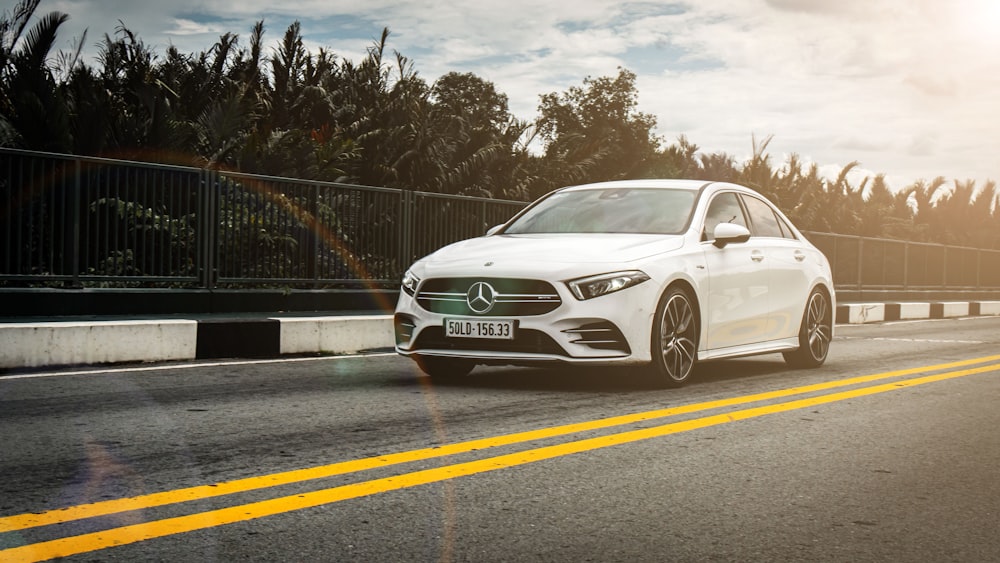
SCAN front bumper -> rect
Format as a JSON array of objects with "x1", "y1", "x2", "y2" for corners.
[{"x1": 393, "y1": 280, "x2": 660, "y2": 366}]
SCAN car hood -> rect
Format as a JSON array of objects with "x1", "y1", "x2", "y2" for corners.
[{"x1": 414, "y1": 233, "x2": 685, "y2": 278}]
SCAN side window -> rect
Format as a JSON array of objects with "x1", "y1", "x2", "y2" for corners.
[
  {"x1": 741, "y1": 196, "x2": 785, "y2": 238},
  {"x1": 702, "y1": 192, "x2": 748, "y2": 241},
  {"x1": 774, "y1": 213, "x2": 798, "y2": 240}
]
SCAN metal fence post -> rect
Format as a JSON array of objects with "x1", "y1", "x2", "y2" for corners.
[
  {"x1": 903, "y1": 241, "x2": 909, "y2": 292},
  {"x1": 856, "y1": 236, "x2": 864, "y2": 291},
  {"x1": 976, "y1": 248, "x2": 982, "y2": 290},
  {"x1": 200, "y1": 168, "x2": 216, "y2": 289},
  {"x1": 400, "y1": 190, "x2": 413, "y2": 269},
  {"x1": 942, "y1": 246, "x2": 948, "y2": 289},
  {"x1": 70, "y1": 158, "x2": 81, "y2": 287},
  {"x1": 310, "y1": 182, "x2": 319, "y2": 283}
]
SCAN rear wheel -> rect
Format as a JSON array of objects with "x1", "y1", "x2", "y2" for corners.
[
  {"x1": 414, "y1": 355, "x2": 474, "y2": 380},
  {"x1": 650, "y1": 287, "x2": 698, "y2": 387},
  {"x1": 783, "y1": 288, "x2": 832, "y2": 368}
]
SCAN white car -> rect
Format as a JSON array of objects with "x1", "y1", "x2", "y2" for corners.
[{"x1": 394, "y1": 179, "x2": 834, "y2": 386}]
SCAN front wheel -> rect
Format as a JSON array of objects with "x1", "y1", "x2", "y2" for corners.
[
  {"x1": 783, "y1": 288, "x2": 833, "y2": 368},
  {"x1": 649, "y1": 287, "x2": 699, "y2": 387}
]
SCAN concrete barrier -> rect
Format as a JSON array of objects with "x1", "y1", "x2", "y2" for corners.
[
  {"x1": 2, "y1": 302, "x2": 998, "y2": 370},
  {"x1": 975, "y1": 301, "x2": 1000, "y2": 316},
  {"x1": 277, "y1": 315, "x2": 394, "y2": 354},
  {"x1": 931, "y1": 302, "x2": 970, "y2": 319},
  {"x1": 0, "y1": 316, "x2": 395, "y2": 370},
  {"x1": 837, "y1": 303, "x2": 885, "y2": 324},
  {"x1": 896, "y1": 302, "x2": 931, "y2": 320},
  {"x1": 0, "y1": 319, "x2": 198, "y2": 369}
]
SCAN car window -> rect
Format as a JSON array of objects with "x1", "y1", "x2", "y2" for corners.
[
  {"x1": 741, "y1": 195, "x2": 786, "y2": 238},
  {"x1": 504, "y1": 188, "x2": 697, "y2": 235},
  {"x1": 702, "y1": 192, "x2": 748, "y2": 241},
  {"x1": 773, "y1": 212, "x2": 797, "y2": 239}
]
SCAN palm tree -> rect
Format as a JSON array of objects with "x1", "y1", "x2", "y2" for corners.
[
  {"x1": 0, "y1": 0, "x2": 74, "y2": 151},
  {"x1": 89, "y1": 24, "x2": 178, "y2": 160},
  {"x1": 906, "y1": 176, "x2": 948, "y2": 242}
]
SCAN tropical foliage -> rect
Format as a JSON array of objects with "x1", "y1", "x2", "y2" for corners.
[{"x1": 2, "y1": 0, "x2": 999, "y2": 250}]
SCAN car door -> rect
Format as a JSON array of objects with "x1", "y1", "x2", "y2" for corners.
[
  {"x1": 739, "y1": 194, "x2": 812, "y2": 341},
  {"x1": 700, "y1": 192, "x2": 772, "y2": 351}
]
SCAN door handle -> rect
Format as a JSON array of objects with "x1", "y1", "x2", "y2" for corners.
[
  {"x1": 751, "y1": 251, "x2": 764, "y2": 262},
  {"x1": 794, "y1": 251, "x2": 806, "y2": 262}
]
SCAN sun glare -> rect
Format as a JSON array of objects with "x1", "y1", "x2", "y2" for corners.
[{"x1": 957, "y1": 0, "x2": 1000, "y2": 39}]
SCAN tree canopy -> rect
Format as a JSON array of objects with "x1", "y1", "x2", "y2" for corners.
[{"x1": 1, "y1": 1, "x2": 998, "y2": 248}]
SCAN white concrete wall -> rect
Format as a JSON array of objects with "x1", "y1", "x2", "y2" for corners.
[
  {"x1": 938, "y1": 302, "x2": 970, "y2": 318},
  {"x1": 898, "y1": 303, "x2": 931, "y2": 320},
  {"x1": 0, "y1": 320, "x2": 198, "y2": 369},
  {"x1": 277, "y1": 315, "x2": 394, "y2": 354},
  {"x1": 843, "y1": 303, "x2": 885, "y2": 324},
  {"x1": 978, "y1": 301, "x2": 1000, "y2": 316}
]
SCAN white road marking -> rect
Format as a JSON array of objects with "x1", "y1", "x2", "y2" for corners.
[
  {"x1": 0, "y1": 352, "x2": 398, "y2": 380},
  {"x1": 837, "y1": 336, "x2": 986, "y2": 344}
]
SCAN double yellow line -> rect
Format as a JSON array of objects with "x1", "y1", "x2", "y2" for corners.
[{"x1": 3, "y1": 354, "x2": 1000, "y2": 562}]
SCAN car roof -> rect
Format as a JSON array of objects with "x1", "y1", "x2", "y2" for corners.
[
  {"x1": 560, "y1": 179, "x2": 715, "y2": 192},
  {"x1": 558, "y1": 179, "x2": 769, "y2": 198}
]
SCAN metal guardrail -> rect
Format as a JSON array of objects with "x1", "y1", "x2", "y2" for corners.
[
  {"x1": 803, "y1": 231, "x2": 1000, "y2": 293},
  {"x1": 2, "y1": 147, "x2": 999, "y2": 293},
  {"x1": 0, "y1": 148, "x2": 526, "y2": 289},
  {"x1": 1, "y1": 149, "x2": 206, "y2": 286}
]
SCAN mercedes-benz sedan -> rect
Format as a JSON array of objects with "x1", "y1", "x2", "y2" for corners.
[{"x1": 394, "y1": 179, "x2": 834, "y2": 386}]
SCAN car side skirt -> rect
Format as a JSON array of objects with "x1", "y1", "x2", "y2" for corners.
[{"x1": 697, "y1": 337, "x2": 800, "y2": 362}]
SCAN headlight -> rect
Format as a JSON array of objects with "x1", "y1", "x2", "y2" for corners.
[
  {"x1": 567, "y1": 270, "x2": 651, "y2": 300},
  {"x1": 401, "y1": 270, "x2": 420, "y2": 296}
]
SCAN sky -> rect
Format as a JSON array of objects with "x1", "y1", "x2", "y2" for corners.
[{"x1": 32, "y1": 0, "x2": 1000, "y2": 193}]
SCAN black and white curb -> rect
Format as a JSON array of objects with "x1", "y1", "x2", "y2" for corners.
[
  {"x1": 2, "y1": 301, "x2": 999, "y2": 370},
  {"x1": 0, "y1": 315, "x2": 393, "y2": 370},
  {"x1": 836, "y1": 301, "x2": 1000, "y2": 324}
]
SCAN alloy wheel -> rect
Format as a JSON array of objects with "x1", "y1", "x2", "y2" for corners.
[
  {"x1": 658, "y1": 291, "x2": 697, "y2": 383},
  {"x1": 805, "y1": 291, "x2": 832, "y2": 362}
]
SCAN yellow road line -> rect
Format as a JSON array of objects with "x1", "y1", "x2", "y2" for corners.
[
  {"x1": 2, "y1": 353, "x2": 1000, "y2": 535},
  {"x1": 2, "y1": 361, "x2": 998, "y2": 563}
]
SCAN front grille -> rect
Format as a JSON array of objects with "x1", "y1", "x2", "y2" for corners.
[
  {"x1": 412, "y1": 326, "x2": 566, "y2": 356},
  {"x1": 416, "y1": 278, "x2": 561, "y2": 316},
  {"x1": 562, "y1": 322, "x2": 631, "y2": 353}
]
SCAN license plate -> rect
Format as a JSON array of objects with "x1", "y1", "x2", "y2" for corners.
[{"x1": 445, "y1": 318, "x2": 516, "y2": 340}]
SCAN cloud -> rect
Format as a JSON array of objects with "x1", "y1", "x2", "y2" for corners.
[
  {"x1": 764, "y1": 0, "x2": 876, "y2": 16},
  {"x1": 165, "y1": 18, "x2": 231, "y2": 36}
]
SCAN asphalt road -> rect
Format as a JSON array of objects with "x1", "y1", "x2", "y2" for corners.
[{"x1": 2, "y1": 317, "x2": 999, "y2": 562}]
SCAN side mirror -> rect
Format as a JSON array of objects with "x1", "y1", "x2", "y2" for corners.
[
  {"x1": 713, "y1": 223, "x2": 751, "y2": 248},
  {"x1": 486, "y1": 225, "x2": 504, "y2": 236}
]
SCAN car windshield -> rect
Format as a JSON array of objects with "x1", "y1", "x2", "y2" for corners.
[{"x1": 503, "y1": 188, "x2": 697, "y2": 235}]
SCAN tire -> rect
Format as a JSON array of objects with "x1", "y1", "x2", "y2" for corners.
[
  {"x1": 783, "y1": 288, "x2": 833, "y2": 368},
  {"x1": 649, "y1": 286, "x2": 699, "y2": 387},
  {"x1": 414, "y1": 355, "x2": 474, "y2": 380}
]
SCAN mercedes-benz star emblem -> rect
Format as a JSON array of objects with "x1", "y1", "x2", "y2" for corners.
[{"x1": 466, "y1": 281, "x2": 497, "y2": 314}]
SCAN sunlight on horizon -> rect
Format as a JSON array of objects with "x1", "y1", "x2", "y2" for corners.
[{"x1": 955, "y1": 0, "x2": 1000, "y2": 43}]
